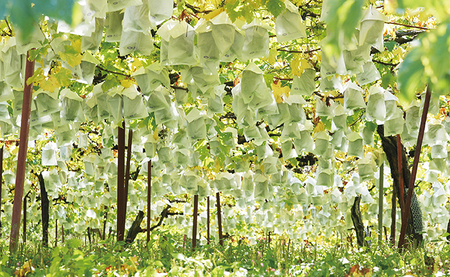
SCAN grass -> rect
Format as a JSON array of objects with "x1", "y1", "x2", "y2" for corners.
[{"x1": 0, "y1": 230, "x2": 449, "y2": 276}]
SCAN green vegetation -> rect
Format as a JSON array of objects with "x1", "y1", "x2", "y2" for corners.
[
  {"x1": 2, "y1": 228, "x2": 450, "y2": 276},
  {"x1": 1, "y1": 0, "x2": 450, "y2": 275}
]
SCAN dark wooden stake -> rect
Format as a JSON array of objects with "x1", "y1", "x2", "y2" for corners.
[
  {"x1": 390, "y1": 185, "x2": 397, "y2": 246},
  {"x1": 38, "y1": 173, "x2": 49, "y2": 247},
  {"x1": 398, "y1": 86, "x2": 431, "y2": 249},
  {"x1": 117, "y1": 121, "x2": 126, "y2": 242},
  {"x1": 207, "y1": 196, "x2": 210, "y2": 245},
  {"x1": 147, "y1": 160, "x2": 151, "y2": 244},
  {"x1": 216, "y1": 192, "x2": 223, "y2": 246},
  {"x1": 55, "y1": 219, "x2": 58, "y2": 247},
  {"x1": 397, "y1": 135, "x2": 405, "y2": 216},
  {"x1": 102, "y1": 209, "x2": 107, "y2": 240},
  {"x1": 62, "y1": 225, "x2": 65, "y2": 243},
  {"x1": 192, "y1": 195, "x2": 199, "y2": 251},
  {"x1": 124, "y1": 129, "x2": 133, "y2": 217},
  {"x1": 87, "y1": 227, "x2": 92, "y2": 245},
  {"x1": 9, "y1": 51, "x2": 35, "y2": 252},
  {"x1": 22, "y1": 195, "x2": 26, "y2": 244},
  {"x1": 0, "y1": 145, "x2": 3, "y2": 238},
  {"x1": 378, "y1": 163, "x2": 383, "y2": 246}
]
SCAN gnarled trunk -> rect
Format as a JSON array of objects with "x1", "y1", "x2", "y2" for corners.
[
  {"x1": 377, "y1": 125, "x2": 423, "y2": 246},
  {"x1": 351, "y1": 196, "x2": 368, "y2": 247},
  {"x1": 38, "y1": 173, "x2": 49, "y2": 247}
]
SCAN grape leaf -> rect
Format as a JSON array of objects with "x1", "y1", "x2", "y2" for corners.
[
  {"x1": 8, "y1": 0, "x2": 75, "y2": 40},
  {"x1": 59, "y1": 39, "x2": 82, "y2": 67},
  {"x1": 397, "y1": 47, "x2": 426, "y2": 103},
  {"x1": 53, "y1": 67, "x2": 73, "y2": 87},
  {"x1": 266, "y1": 0, "x2": 285, "y2": 18},
  {"x1": 272, "y1": 81, "x2": 290, "y2": 103}
]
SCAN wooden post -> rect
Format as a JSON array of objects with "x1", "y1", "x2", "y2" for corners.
[
  {"x1": 147, "y1": 160, "x2": 151, "y2": 244},
  {"x1": 62, "y1": 225, "x2": 65, "y2": 243},
  {"x1": 397, "y1": 135, "x2": 405, "y2": 216},
  {"x1": 398, "y1": 86, "x2": 431, "y2": 249},
  {"x1": 38, "y1": 173, "x2": 49, "y2": 247},
  {"x1": 216, "y1": 192, "x2": 223, "y2": 246},
  {"x1": 117, "y1": 121, "x2": 126, "y2": 242},
  {"x1": 87, "y1": 227, "x2": 92, "y2": 245},
  {"x1": 0, "y1": 145, "x2": 3, "y2": 238},
  {"x1": 207, "y1": 196, "x2": 210, "y2": 245},
  {"x1": 390, "y1": 185, "x2": 396, "y2": 246},
  {"x1": 192, "y1": 195, "x2": 199, "y2": 251},
  {"x1": 9, "y1": 51, "x2": 35, "y2": 252},
  {"x1": 22, "y1": 195, "x2": 27, "y2": 244},
  {"x1": 124, "y1": 129, "x2": 133, "y2": 217},
  {"x1": 55, "y1": 219, "x2": 58, "y2": 247},
  {"x1": 378, "y1": 163, "x2": 383, "y2": 246},
  {"x1": 102, "y1": 209, "x2": 107, "y2": 241}
]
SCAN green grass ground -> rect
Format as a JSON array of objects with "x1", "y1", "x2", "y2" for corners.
[{"x1": 1, "y1": 230, "x2": 449, "y2": 276}]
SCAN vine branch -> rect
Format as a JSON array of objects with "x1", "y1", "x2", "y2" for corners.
[
  {"x1": 97, "y1": 65, "x2": 131, "y2": 78},
  {"x1": 385, "y1": 21, "x2": 431, "y2": 30}
]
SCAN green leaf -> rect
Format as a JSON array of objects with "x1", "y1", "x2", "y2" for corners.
[
  {"x1": 225, "y1": 1, "x2": 240, "y2": 22},
  {"x1": 33, "y1": 0, "x2": 76, "y2": 25},
  {"x1": 266, "y1": 0, "x2": 285, "y2": 18},
  {"x1": 54, "y1": 67, "x2": 73, "y2": 87},
  {"x1": 102, "y1": 75, "x2": 120, "y2": 91},
  {"x1": 0, "y1": 1, "x2": 8, "y2": 18},
  {"x1": 8, "y1": 0, "x2": 75, "y2": 40},
  {"x1": 397, "y1": 47, "x2": 427, "y2": 103},
  {"x1": 264, "y1": 73, "x2": 274, "y2": 87},
  {"x1": 380, "y1": 70, "x2": 395, "y2": 89},
  {"x1": 339, "y1": 0, "x2": 365, "y2": 44},
  {"x1": 9, "y1": 0, "x2": 37, "y2": 40},
  {"x1": 420, "y1": 23, "x2": 450, "y2": 95},
  {"x1": 396, "y1": 0, "x2": 448, "y2": 20},
  {"x1": 384, "y1": 41, "x2": 396, "y2": 52},
  {"x1": 321, "y1": 0, "x2": 365, "y2": 57},
  {"x1": 321, "y1": 116, "x2": 332, "y2": 131}
]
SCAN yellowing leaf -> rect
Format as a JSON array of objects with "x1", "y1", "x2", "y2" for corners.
[
  {"x1": 120, "y1": 79, "x2": 134, "y2": 88},
  {"x1": 291, "y1": 55, "x2": 311, "y2": 77},
  {"x1": 272, "y1": 81, "x2": 290, "y2": 103},
  {"x1": 59, "y1": 39, "x2": 82, "y2": 67},
  {"x1": 268, "y1": 48, "x2": 277, "y2": 65},
  {"x1": 214, "y1": 157, "x2": 221, "y2": 172},
  {"x1": 130, "y1": 59, "x2": 143, "y2": 72},
  {"x1": 153, "y1": 128, "x2": 159, "y2": 141},
  {"x1": 38, "y1": 76, "x2": 60, "y2": 92},
  {"x1": 53, "y1": 67, "x2": 73, "y2": 87},
  {"x1": 314, "y1": 121, "x2": 325, "y2": 133},
  {"x1": 201, "y1": 8, "x2": 223, "y2": 20}
]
